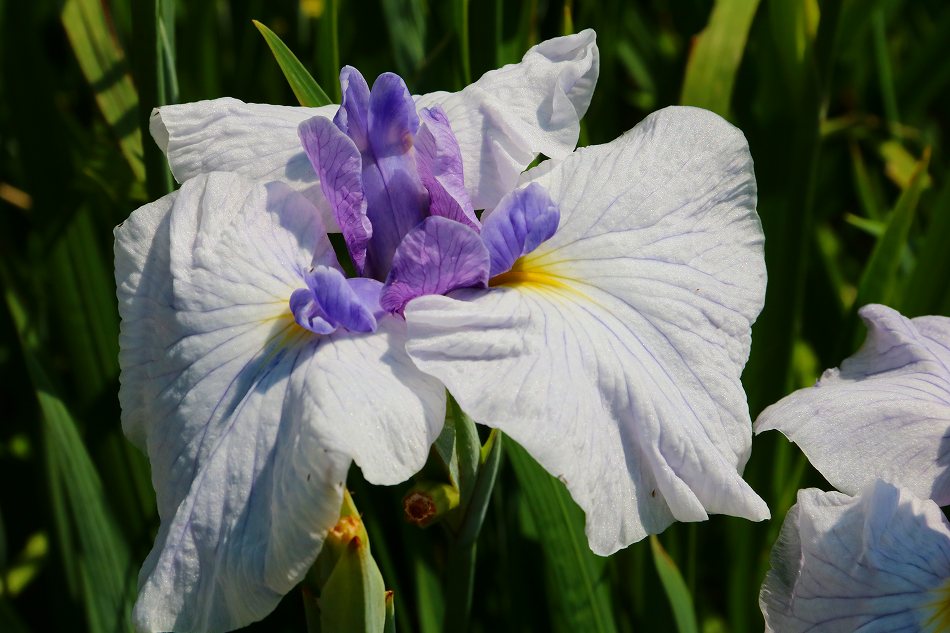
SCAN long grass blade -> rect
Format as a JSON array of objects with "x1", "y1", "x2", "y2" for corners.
[
  {"x1": 680, "y1": 0, "x2": 761, "y2": 116},
  {"x1": 254, "y1": 20, "x2": 332, "y2": 107},
  {"x1": 649, "y1": 536, "x2": 699, "y2": 633},
  {"x1": 4, "y1": 284, "x2": 135, "y2": 633},
  {"x1": 506, "y1": 441, "x2": 617, "y2": 633},
  {"x1": 61, "y1": 0, "x2": 144, "y2": 180}
]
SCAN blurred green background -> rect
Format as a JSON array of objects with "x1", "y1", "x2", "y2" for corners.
[{"x1": 0, "y1": 0, "x2": 947, "y2": 631}]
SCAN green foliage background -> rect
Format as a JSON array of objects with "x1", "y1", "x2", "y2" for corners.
[{"x1": 0, "y1": 0, "x2": 947, "y2": 631}]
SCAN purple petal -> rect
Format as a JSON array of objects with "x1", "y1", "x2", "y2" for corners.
[
  {"x1": 347, "y1": 277, "x2": 385, "y2": 320},
  {"x1": 368, "y1": 73, "x2": 420, "y2": 156},
  {"x1": 334, "y1": 66, "x2": 371, "y2": 151},
  {"x1": 291, "y1": 265, "x2": 377, "y2": 334},
  {"x1": 380, "y1": 216, "x2": 490, "y2": 314},
  {"x1": 298, "y1": 116, "x2": 372, "y2": 274},
  {"x1": 359, "y1": 73, "x2": 429, "y2": 279},
  {"x1": 290, "y1": 288, "x2": 335, "y2": 334},
  {"x1": 415, "y1": 107, "x2": 479, "y2": 231},
  {"x1": 480, "y1": 182, "x2": 560, "y2": 277}
]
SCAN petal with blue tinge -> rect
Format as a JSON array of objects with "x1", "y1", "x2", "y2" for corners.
[
  {"x1": 149, "y1": 98, "x2": 339, "y2": 231},
  {"x1": 481, "y1": 182, "x2": 559, "y2": 277},
  {"x1": 760, "y1": 482, "x2": 950, "y2": 633},
  {"x1": 755, "y1": 304, "x2": 950, "y2": 506},
  {"x1": 415, "y1": 107, "x2": 479, "y2": 230},
  {"x1": 115, "y1": 172, "x2": 445, "y2": 632},
  {"x1": 380, "y1": 216, "x2": 489, "y2": 314},
  {"x1": 298, "y1": 115, "x2": 372, "y2": 273},
  {"x1": 404, "y1": 106, "x2": 768, "y2": 555},
  {"x1": 360, "y1": 72, "x2": 428, "y2": 279},
  {"x1": 415, "y1": 30, "x2": 599, "y2": 210}
]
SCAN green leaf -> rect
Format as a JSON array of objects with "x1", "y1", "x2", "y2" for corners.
[
  {"x1": 904, "y1": 176, "x2": 950, "y2": 317},
  {"x1": 3, "y1": 285, "x2": 135, "y2": 633},
  {"x1": 507, "y1": 441, "x2": 617, "y2": 633},
  {"x1": 131, "y1": 0, "x2": 175, "y2": 197},
  {"x1": 61, "y1": 0, "x2": 144, "y2": 180},
  {"x1": 649, "y1": 536, "x2": 699, "y2": 633},
  {"x1": 319, "y1": 536, "x2": 388, "y2": 633},
  {"x1": 852, "y1": 149, "x2": 930, "y2": 315},
  {"x1": 680, "y1": 0, "x2": 762, "y2": 116},
  {"x1": 254, "y1": 20, "x2": 332, "y2": 107},
  {"x1": 380, "y1": 0, "x2": 427, "y2": 77}
]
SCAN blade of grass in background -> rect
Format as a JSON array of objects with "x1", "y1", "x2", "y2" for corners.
[
  {"x1": 650, "y1": 536, "x2": 698, "y2": 633},
  {"x1": 62, "y1": 0, "x2": 144, "y2": 181},
  {"x1": 313, "y1": 0, "x2": 341, "y2": 103},
  {"x1": 506, "y1": 441, "x2": 617, "y2": 633},
  {"x1": 680, "y1": 0, "x2": 761, "y2": 116},
  {"x1": 453, "y1": 0, "x2": 471, "y2": 85},
  {"x1": 255, "y1": 20, "x2": 332, "y2": 107},
  {"x1": 4, "y1": 283, "x2": 134, "y2": 633},
  {"x1": 381, "y1": 0, "x2": 426, "y2": 79},
  {"x1": 904, "y1": 177, "x2": 950, "y2": 317},
  {"x1": 130, "y1": 0, "x2": 175, "y2": 198},
  {"x1": 846, "y1": 148, "x2": 930, "y2": 348},
  {"x1": 49, "y1": 208, "x2": 118, "y2": 405}
]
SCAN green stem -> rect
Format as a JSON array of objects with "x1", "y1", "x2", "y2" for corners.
[
  {"x1": 442, "y1": 430, "x2": 503, "y2": 632},
  {"x1": 442, "y1": 541, "x2": 477, "y2": 633}
]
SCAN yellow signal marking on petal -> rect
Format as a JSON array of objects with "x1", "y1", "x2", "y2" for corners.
[
  {"x1": 488, "y1": 253, "x2": 590, "y2": 303},
  {"x1": 923, "y1": 578, "x2": 950, "y2": 633}
]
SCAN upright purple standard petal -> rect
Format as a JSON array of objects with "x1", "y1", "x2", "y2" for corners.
[
  {"x1": 334, "y1": 66, "x2": 371, "y2": 151},
  {"x1": 291, "y1": 265, "x2": 378, "y2": 334},
  {"x1": 359, "y1": 72, "x2": 429, "y2": 279},
  {"x1": 415, "y1": 107, "x2": 479, "y2": 231},
  {"x1": 298, "y1": 116, "x2": 371, "y2": 273},
  {"x1": 480, "y1": 182, "x2": 560, "y2": 277},
  {"x1": 380, "y1": 216, "x2": 490, "y2": 314}
]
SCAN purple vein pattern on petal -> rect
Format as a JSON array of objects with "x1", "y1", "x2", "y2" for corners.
[
  {"x1": 357, "y1": 72, "x2": 429, "y2": 279},
  {"x1": 298, "y1": 116, "x2": 371, "y2": 273},
  {"x1": 380, "y1": 216, "x2": 490, "y2": 315},
  {"x1": 404, "y1": 106, "x2": 769, "y2": 555},
  {"x1": 481, "y1": 182, "x2": 559, "y2": 277},
  {"x1": 115, "y1": 172, "x2": 446, "y2": 632},
  {"x1": 415, "y1": 107, "x2": 479, "y2": 230},
  {"x1": 291, "y1": 265, "x2": 377, "y2": 334},
  {"x1": 760, "y1": 482, "x2": 950, "y2": 633},
  {"x1": 415, "y1": 30, "x2": 599, "y2": 209},
  {"x1": 149, "y1": 98, "x2": 339, "y2": 230},
  {"x1": 334, "y1": 66, "x2": 371, "y2": 152},
  {"x1": 755, "y1": 304, "x2": 950, "y2": 506}
]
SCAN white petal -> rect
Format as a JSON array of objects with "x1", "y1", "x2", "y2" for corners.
[
  {"x1": 405, "y1": 106, "x2": 768, "y2": 555},
  {"x1": 760, "y1": 482, "x2": 950, "y2": 633},
  {"x1": 150, "y1": 98, "x2": 340, "y2": 230},
  {"x1": 755, "y1": 304, "x2": 950, "y2": 505},
  {"x1": 415, "y1": 30, "x2": 599, "y2": 210},
  {"x1": 117, "y1": 173, "x2": 444, "y2": 631}
]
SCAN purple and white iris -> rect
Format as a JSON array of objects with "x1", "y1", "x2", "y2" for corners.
[
  {"x1": 118, "y1": 28, "x2": 771, "y2": 633},
  {"x1": 756, "y1": 305, "x2": 950, "y2": 631}
]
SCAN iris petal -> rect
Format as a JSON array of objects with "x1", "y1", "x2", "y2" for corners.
[
  {"x1": 149, "y1": 99, "x2": 339, "y2": 231},
  {"x1": 380, "y1": 216, "x2": 489, "y2": 315},
  {"x1": 298, "y1": 115, "x2": 371, "y2": 273},
  {"x1": 761, "y1": 482, "x2": 950, "y2": 633},
  {"x1": 755, "y1": 304, "x2": 950, "y2": 505},
  {"x1": 415, "y1": 107, "x2": 479, "y2": 230},
  {"x1": 115, "y1": 172, "x2": 445, "y2": 632},
  {"x1": 415, "y1": 30, "x2": 599, "y2": 209},
  {"x1": 404, "y1": 106, "x2": 768, "y2": 554}
]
